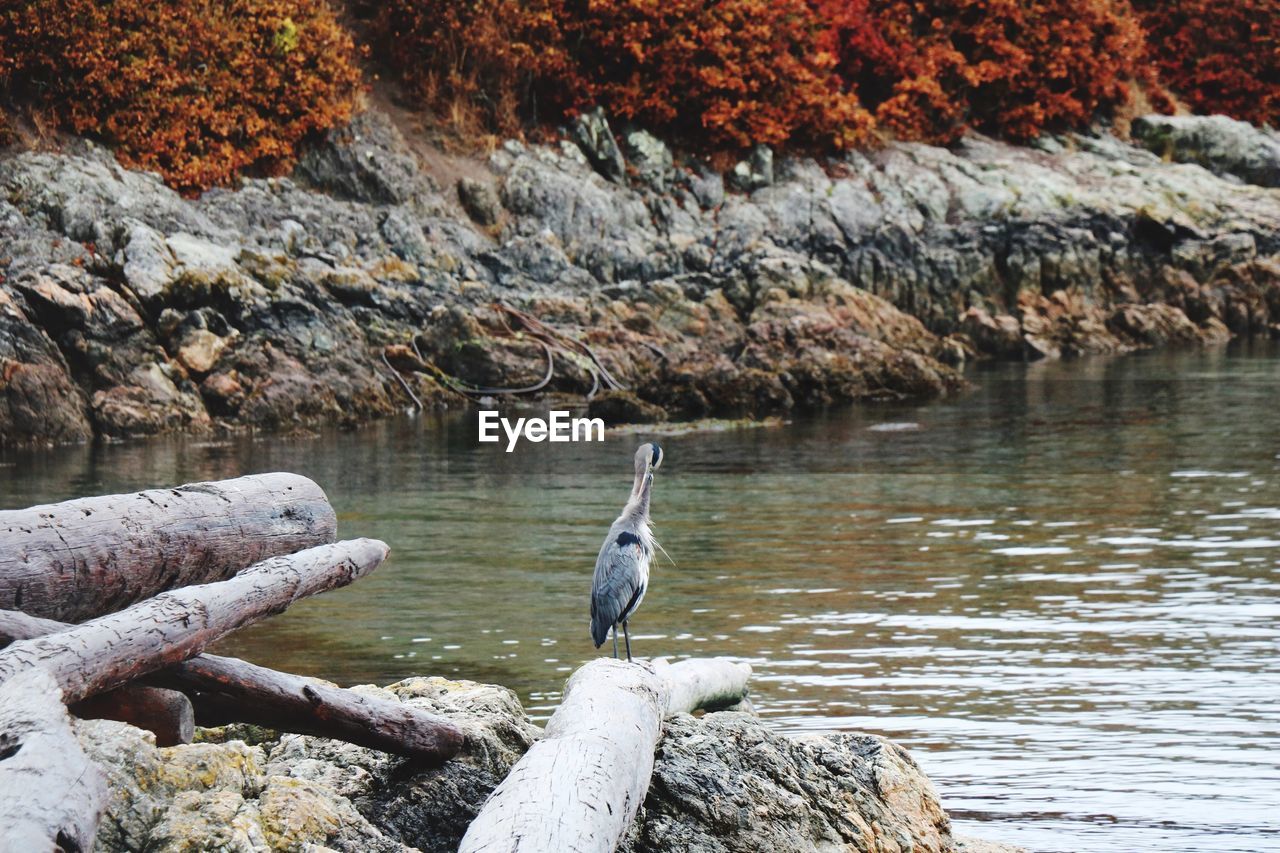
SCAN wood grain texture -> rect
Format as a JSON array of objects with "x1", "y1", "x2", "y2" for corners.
[
  {"x1": 0, "y1": 472, "x2": 337, "y2": 622},
  {"x1": 458, "y1": 656, "x2": 751, "y2": 853},
  {"x1": 157, "y1": 653, "x2": 465, "y2": 764},
  {"x1": 0, "y1": 668, "x2": 108, "y2": 852},
  {"x1": 0, "y1": 607, "x2": 464, "y2": 763},
  {"x1": 0, "y1": 539, "x2": 387, "y2": 704}
]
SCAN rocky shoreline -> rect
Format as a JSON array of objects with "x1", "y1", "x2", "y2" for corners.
[
  {"x1": 77, "y1": 673, "x2": 1018, "y2": 853},
  {"x1": 2, "y1": 111, "x2": 1278, "y2": 445}
]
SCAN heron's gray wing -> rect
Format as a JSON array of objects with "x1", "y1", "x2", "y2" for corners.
[{"x1": 590, "y1": 534, "x2": 647, "y2": 647}]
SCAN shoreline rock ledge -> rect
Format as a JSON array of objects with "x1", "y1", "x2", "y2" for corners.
[
  {"x1": 75, "y1": 674, "x2": 1022, "y2": 853},
  {"x1": 3, "y1": 109, "x2": 1277, "y2": 445}
]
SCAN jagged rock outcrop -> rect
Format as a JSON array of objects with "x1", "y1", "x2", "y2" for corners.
[
  {"x1": 1132, "y1": 114, "x2": 1280, "y2": 188},
  {"x1": 73, "y1": 675, "x2": 1014, "y2": 853},
  {"x1": 2, "y1": 109, "x2": 1278, "y2": 444},
  {"x1": 623, "y1": 712, "x2": 951, "y2": 853}
]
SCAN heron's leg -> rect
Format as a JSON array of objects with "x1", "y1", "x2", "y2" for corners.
[
  {"x1": 612, "y1": 625, "x2": 619, "y2": 659},
  {"x1": 623, "y1": 620, "x2": 632, "y2": 662}
]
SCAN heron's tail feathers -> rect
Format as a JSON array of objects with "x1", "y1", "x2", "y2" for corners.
[{"x1": 590, "y1": 615, "x2": 610, "y2": 649}]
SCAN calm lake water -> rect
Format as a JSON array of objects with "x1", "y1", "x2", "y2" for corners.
[{"x1": 3, "y1": 341, "x2": 1279, "y2": 852}]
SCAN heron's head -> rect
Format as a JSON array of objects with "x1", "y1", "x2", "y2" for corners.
[{"x1": 635, "y1": 442, "x2": 663, "y2": 476}]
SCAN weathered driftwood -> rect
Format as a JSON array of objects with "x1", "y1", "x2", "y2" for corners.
[
  {"x1": 458, "y1": 657, "x2": 751, "y2": 853},
  {"x1": 0, "y1": 609, "x2": 195, "y2": 745},
  {"x1": 0, "y1": 608, "x2": 464, "y2": 763},
  {"x1": 0, "y1": 539, "x2": 387, "y2": 705},
  {"x1": 71, "y1": 685, "x2": 196, "y2": 747},
  {"x1": 157, "y1": 654, "x2": 465, "y2": 764},
  {"x1": 0, "y1": 472, "x2": 337, "y2": 622},
  {"x1": 0, "y1": 668, "x2": 108, "y2": 852},
  {"x1": 654, "y1": 656, "x2": 753, "y2": 715}
]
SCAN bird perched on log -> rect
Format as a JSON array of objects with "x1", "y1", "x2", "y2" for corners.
[{"x1": 591, "y1": 442, "x2": 663, "y2": 661}]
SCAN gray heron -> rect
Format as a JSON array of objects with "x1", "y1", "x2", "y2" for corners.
[{"x1": 590, "y1": 442, "x2": 664, "y2": 661}]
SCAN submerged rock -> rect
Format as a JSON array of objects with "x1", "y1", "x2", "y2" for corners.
[{"x1": 73, "y1": 676, "x2": 999, "y2": 853}]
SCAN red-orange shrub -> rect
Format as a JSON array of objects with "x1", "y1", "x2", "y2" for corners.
[
  {"x1": 826, "y1": 0, "x2": 1158, "y2": 142},
  {"x1": 0, "y1": 0, "x2": 361, "y2": 193},
  {"x1": 374, "y1": 0, "x2": 571, "y2": 138},
  {"x1": 560, "y1": 0, "x2": 873, "y2": 151},
  {"x1": 1134, "y1": 0, "x2": 1278, "y2": 128},
  {"x1": 375, "y1": 0, "x2": 873, "y2": 152}
]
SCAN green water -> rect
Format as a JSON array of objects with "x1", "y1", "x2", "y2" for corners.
[{"x1": 3, "y1": 341, "x2": 1279, "y2": 852}]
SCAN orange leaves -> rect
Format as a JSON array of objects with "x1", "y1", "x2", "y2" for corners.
[
  {"x1": 0, "y1": 0, "x2": 360, "y2": 194},
  {"x1": 1135, "y1": 0, "x2": 1278, "y2": 128},
  {"x1": 825, "y1": 0, "x2": 1160, "y2": 143},
  {"x1": 567, "y1": 0, "x2": 875, "y2": 151},
  {"x1": 2, "y1": 0, "x2": 1274, "y2": 195},
  {"x1": 377, "y1": 0, "x2": 875, "y2": 153}
]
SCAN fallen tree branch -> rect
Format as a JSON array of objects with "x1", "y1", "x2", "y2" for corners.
[
  {"x1": 0, "y1": 603, "x2": 463, "y2": 763},
  {"x1": 0, "y1": 539, "x2": 387, "y2": 705},
  {"x1": 458, "y1": 657, "x2": 750, "y2": 853},
  {"x1": 154, "y1": 654, "x2": 464, "y2": 764},
  {"x1": 0, "y1": 668, "x2": 108, "y2": 852},
  {"x1": 0, "y1": 473, "x2": 337, "y2": 622}
]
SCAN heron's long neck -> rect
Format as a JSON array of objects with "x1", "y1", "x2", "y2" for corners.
[{"x1": 625, "y1": 470, "x2": 653, "y2": 521}]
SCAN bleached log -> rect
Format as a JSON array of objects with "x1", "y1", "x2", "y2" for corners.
[
  {"x1": 0, "y1": 608, "x2": 464, "y2": 763},
  {"x1": 655, "y1": 657, "x2": 753, "y2": 716},
  {"x1": 0, "y1": 539, "x2": 387, "y2": 704},
  {"x1": 458, "y1": 657, "x2": 751, "y2": 853},
  {"x1": 0, "y1": 472, "x2": 337, "y2": 622},
  {"x1": 0, "y1": 668, "x2": 108, "y2": 852},
  {"x1": 0, "y1": 609, "x2": 197, "y2": 745}
]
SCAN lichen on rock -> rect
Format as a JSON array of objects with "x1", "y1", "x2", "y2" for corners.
[{"x1": 71, "y1": 676, "x2": 1013, "y2": 853}]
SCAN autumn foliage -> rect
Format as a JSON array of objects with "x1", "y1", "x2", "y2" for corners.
[
  {"x1": 0, "y1": 0, "x2": 361, "y2": 193},
  {"x1": 0, "y1": 0, "x2": 1275, "y2": 194},
  {"x1": 372, "y1": 0, "x2": 571, "y2": 138},
  {"x1": 375, "y1": 0, "x2": 874, "y2": 152},
  {"x1": 1134, "y1": 0, "x2": 1278, "y2": 129},
  {"x1": 557, "y1": 0, "x2": 874, "y2": 151},
  {"x1": 823, "y1": 0, "x2": 1162, "y2": 142}
]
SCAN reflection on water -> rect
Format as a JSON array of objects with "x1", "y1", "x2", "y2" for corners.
[{"x1": 3, "y1": 341, "x2": 1279, "y2": 852}]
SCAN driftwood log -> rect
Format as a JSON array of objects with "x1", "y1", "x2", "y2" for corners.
[
  {"x1": 459, "y1": 657, "x2": 751, "y2": 853},
  {"x1": 0, "y1": 608, "x2": 197, "y2": 746},
  {"x1": 0, "y1": 473, "x2": 337, "y2": 622},
  {"x1": 154, "y1": 654, "x2": 464, "y2": 764},
  {"x1": 0, "y1": 668, "x2": 108, "y2": 852},
  {"x1": 0, "y1": 539, "x2": 387, "y2": 705},
  {"x1": 0, "y1": 610, "x2": 465, "y2": 763}
]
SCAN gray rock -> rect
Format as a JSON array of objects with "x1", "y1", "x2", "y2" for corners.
[
  {"x1": 624, "y1": 712, "x2": 952, "y2": 853},
  {"x1": 76, "y1": 678, "x2": 975, "y2": 853},
  {"x1": 570, "y1": 107, "x2": 627, "y2": 184},
  {"x1": 685, "y1": 167, "x2": 724, "y2": 210},
  {"x1": 456, "y1": 178, "x2": 501, "y2": 227},
  {"x1": 728, "y1": 144, "x2": 774, "y2": 192},
  {"x1": 380, "y1": 209, "x2": 432, "y2": 265},
  {"x1": 1131, "y1": 114, "x2": 1280, "y2": 188},
  {"x1": 2, "y1": 104, "x2": 1279, "y2": 446},
  {"x1": 294, "y1": 110, "x2": 429, "y2": 205},
  {"x1": 623, "y1": 129, "x2": 674, "y2": 192}
]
